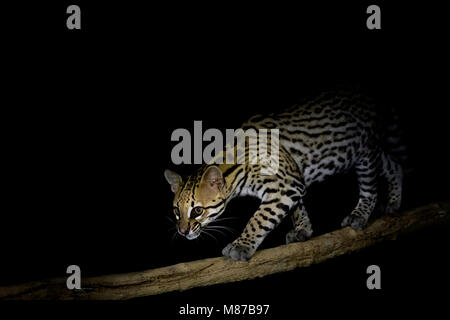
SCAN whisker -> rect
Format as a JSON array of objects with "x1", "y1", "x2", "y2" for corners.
[
  {"x1": 201, "y1": 230, "x2": 218, "y2": 243},
  {"x1": 206, "y1": 225, "x2": 237, "y2": 235},
  {"x1": 204, "y1": 227, "x2": 228, "y2": 238},
  {"x1": 210, "y1": 217, "x2": 239, "y2": 223},
  {"x1": 208, "y1": 225, "x2": 235, "y2": 230},
  {"x1": 165, "y1": 216, "x2": 175, "y2": 223}
]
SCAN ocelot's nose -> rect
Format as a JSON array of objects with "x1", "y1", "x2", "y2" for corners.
[{"x1": 179, "y1": 226, "x2": 189, "y2": 236}]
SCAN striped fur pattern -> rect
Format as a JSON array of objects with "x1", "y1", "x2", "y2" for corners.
[{"x1": 164, "y1": 90, "x2": 404, "y2": 261}]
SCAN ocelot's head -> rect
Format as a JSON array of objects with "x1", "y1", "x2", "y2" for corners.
[{"x1": 164, "y1": 166, "x2": 227, "y2": 240}]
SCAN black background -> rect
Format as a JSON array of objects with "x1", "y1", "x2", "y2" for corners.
[{"x1": 1, "y1": 0, "x2": 449, "y2": 317}]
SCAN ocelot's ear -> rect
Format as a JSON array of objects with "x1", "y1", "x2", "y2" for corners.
[
  {"x1": 164, "y1": 169, "x2": 182, "y2": 193},
  {"x1": 201, "y1": 166, "x2": 224, "y2": 191}
]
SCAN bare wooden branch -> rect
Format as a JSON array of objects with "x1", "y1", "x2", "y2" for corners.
[{"x1": 1, "y1": 200, "x2": 449, "y2": 300}]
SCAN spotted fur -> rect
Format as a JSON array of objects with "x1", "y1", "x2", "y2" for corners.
[{"x1": 164, "y1": 90, "x2": 404, "y2": 261}]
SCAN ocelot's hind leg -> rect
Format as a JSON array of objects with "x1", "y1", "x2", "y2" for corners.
[
  {"x1": 341, "y1": 150, "x2": 380, "y2": 230},
  {"x1": 286, "y1": 199, "x2": 313, "y2": 244},
  {"x1": 381, "y1": 152, "x2": 403, "y2": 214}
]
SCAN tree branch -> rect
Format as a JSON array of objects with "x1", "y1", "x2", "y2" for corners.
[{"x1": 1, "y1": 200, "x2": 449, "y2": 300}]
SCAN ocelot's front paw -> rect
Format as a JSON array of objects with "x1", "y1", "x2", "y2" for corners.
[
  {"x1": 222, "y1": 241, "x2": 255, "y2": 261},
  {"x1": 286, "y1": 228, "x2": 312, "y2": 244},
  {"x1": 341, "y1": 213, "x2": 367, "y2": 231}
]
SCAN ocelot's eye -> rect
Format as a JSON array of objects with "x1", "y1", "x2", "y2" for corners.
[
  {"x1": 191, "y1": 207, "x2": 204, "y2": 218},
  {"x1": 173, "y1": 207, "x2": 180, "y2": 219}
]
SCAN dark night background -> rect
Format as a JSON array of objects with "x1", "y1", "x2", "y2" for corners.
[{"x1": 1, "y1": 0, "x2": 449, "y2": 317}]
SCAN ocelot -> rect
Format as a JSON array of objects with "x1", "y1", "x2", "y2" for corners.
[{"x1": 164, "y1": 90, "x2": 405, "y2": 261}]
